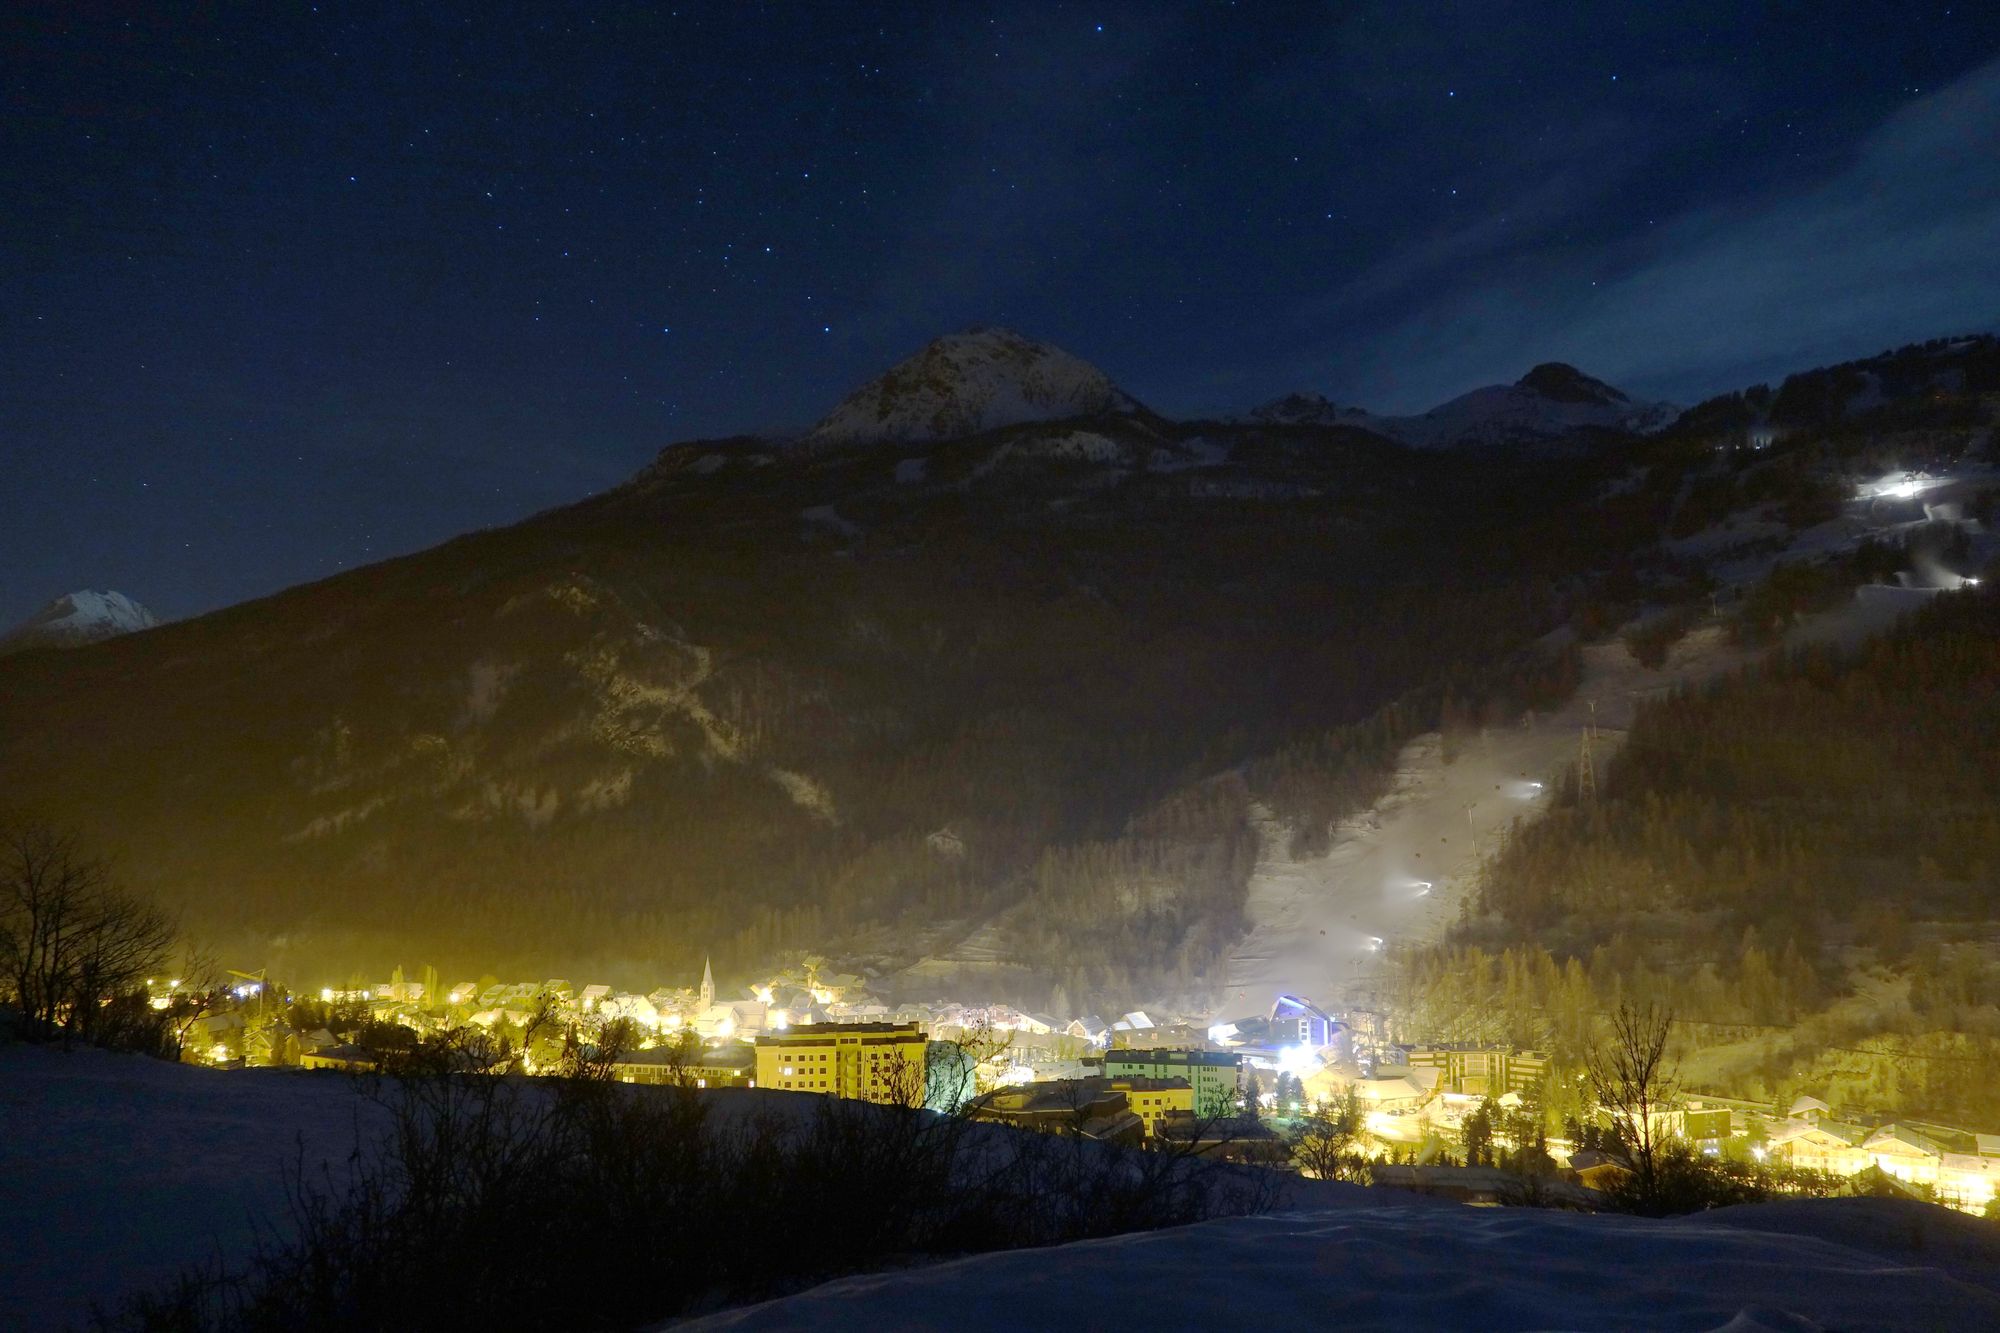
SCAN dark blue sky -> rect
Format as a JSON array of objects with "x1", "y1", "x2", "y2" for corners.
[{"x1": 6, "y1": 2, "x2": 1999, "y2": 624}]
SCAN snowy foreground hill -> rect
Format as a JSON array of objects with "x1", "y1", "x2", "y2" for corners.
[
  {"x1": 6, "y1": 1048, "x2": 2000, "y2": 1333},
  {"x1": 679, "y1": 1201, "x2": 2000, "y2": 1333}
]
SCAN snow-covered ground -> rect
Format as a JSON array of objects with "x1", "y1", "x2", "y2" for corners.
[
  {"x1": 0, "y1": 1044, "x2": 1363, "y2": 1330},
  {"x1": 674, "y1": 1198, "x2": 2000, "y2": 1332},
  {"x1": 0, "y1": 1046, "x2": 388, "y2": 1332},
  {"x1": 15, "y1": 1046, "x2": 1998, "y2": 1333}
]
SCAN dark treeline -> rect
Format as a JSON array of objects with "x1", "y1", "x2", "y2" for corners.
[{"x1": 1407, "y1": 584, "x2": 2000, "y2": 1124}]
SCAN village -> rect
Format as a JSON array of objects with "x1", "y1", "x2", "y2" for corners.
[{"x1": 155, "y1": 958, "x2": 2000, "y2": 1218}]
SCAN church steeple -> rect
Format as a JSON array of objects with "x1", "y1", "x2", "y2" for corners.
[{"x1": 699, "y1": 956, "x2": 714, "y2": 1011}]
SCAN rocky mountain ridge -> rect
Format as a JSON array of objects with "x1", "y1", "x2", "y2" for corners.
[
  {"x1": 1249, "y1": 362, "x2": 1680, "y2": 448},
  {"x1": 805, "y1": 327, "x2": 1147, "y2": 448}
]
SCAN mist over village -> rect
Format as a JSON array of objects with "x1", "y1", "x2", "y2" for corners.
[{"x1": 7, "y1": 5, "x2": 2000, "y2": 1331}]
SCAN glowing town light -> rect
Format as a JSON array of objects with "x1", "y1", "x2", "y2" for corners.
[
  {"x1": 1277, "y1": 1043, "x2": 1318, "y2": 1076},
  {"x1": 1207, "y1": 1021, "x2": 1241, "y2": 1045},
  {"x1": 1367, "y1": 936, "x2": 1384, "y2": 951}
]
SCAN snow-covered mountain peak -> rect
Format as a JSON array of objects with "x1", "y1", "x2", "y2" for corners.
[
  {"x1": 1247, "y1": 391, "x2": 1374, "y2": 427},
  {"x1": 1514, "y1": 362, "x2": 1630, "y2": 407},
  {"x1": 806, "y1": 327, "x2": 1144, "y2": 447},
  {"x1": 1243, "y1": 363, "x2": 1677, "y2": 449},
  {"x1": 0, "y1": 590, "x2": 160, "y2": 655}
]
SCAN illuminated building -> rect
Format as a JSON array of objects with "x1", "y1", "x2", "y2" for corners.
[
  {"x1": 1106, "y1": 1076, "x2": 1194, "y2": 1138},
  {"x1": 969, "y1": 1080, "x2": 1144, "y2": 1145},
  {"x1": 1100, "y1": 1048, "x2": 1239, "y2": 1117},
  {"x1": 1269, "y1": 994, "x2": 1337, "y2": 1047},
  {"x1": 754, "y1": 1022, "x2": 929, "y2": 1104},
  {"x1": 1397, "y1": 1044, "x2": 1548, "y2": 1097}
]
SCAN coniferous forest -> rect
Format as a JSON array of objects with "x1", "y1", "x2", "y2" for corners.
[{"x1": 1403, "y1": 583, "x2": 2000, "y2": 1124}]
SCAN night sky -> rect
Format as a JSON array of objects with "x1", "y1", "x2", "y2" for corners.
[{"x1": 6, "y1": 2, "x2": 1999, "y2": 624}]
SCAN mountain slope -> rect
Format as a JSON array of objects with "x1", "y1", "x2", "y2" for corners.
[
  {"x1": 0, "y1": 401, "x2": 1628, "y2": 995},
  {"x1": 9, "y1": 329, "x2": 1979, "y2": 1000},
  {"x1": 0, "y1": 590, "x2": 159, "y2": 655}
]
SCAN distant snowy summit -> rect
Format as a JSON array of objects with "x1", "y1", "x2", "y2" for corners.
[
  {"x1": 806, "y1": 327, "x2": 1145, "y2": 447},
  {"x1": 0, "y1": 590, "x2": 160, "y2": 655},
  {"x1": 1246, "y1": 391, "x2": 1376, "y2": 428},
  {"x1": 1251, "y1": 363, "x2": 1679, "y2": 449}
]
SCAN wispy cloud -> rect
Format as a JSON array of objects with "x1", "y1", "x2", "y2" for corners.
[{"x1": 1318, "y1": 55, "x2": 2000, "y2": 411}]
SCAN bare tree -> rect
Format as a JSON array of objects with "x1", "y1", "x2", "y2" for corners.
[
  {"x1": 1289, "y1": 1089, "x2": 1366, "y2": 1180},
  {"x1": 1586, "y1": 1002, "x2": 1680, "y2": 1200},
  {"x1": 0, "y1": 819, "x2": 175, "y2": 1046},
  {"x1": 160, "y1": 947, "x2": 226, "y2": 1058}
]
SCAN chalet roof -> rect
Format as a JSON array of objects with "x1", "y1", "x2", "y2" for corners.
[
  {"x1": 1156, "y1": 1113, "x2": 1280, "y2": 1143},
  {"x1": 1941, "y1": 1152, "x2": 2000, "y2": 1176},
  {"x1": 1104, "y1": 1047, "x2": 1239, "y2": 1068},
  {"x1": 1788, "y1": 1095, "x2": 1832, "y2": 1117},
  {"x1": 1352, "y1": 1075, "x2": 1428, "y2": 1102},
  {"x1": 752, "y1": 1021, "x2": 924, "y2": 1044},
  {"x1": 976, "y1": 1079, "x2": 1125, "y2": 1116},
  {"x1": 1864, "y1": 1124, "x2": 1945, "y2": 1158}
]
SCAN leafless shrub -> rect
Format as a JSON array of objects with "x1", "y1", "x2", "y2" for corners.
[{"x1": 100, "y1": 1046, "x2": 1282, "y2": 1331}]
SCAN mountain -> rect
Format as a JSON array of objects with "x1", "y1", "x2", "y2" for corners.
[
  {"x1": 806, "y1": 327, "x2": 1145, "y2": 447},
  {"x1": 1245, "y1": 392, "x2": 1376, "y2": 428},
  {"x1": 0, "y1": 336, "x2": 1636, "y2": 995},
  {"x1": 1250, "y1": 363, "x2": 1679, "y2": 449},
  {"x1": 0, "y1": 590, "x2": 159, "y2": 655},
  {"x1": 1674, "y1": 332, "x2": 2000, "y2": 441},
  {"x1": 3, "y1": 329, "x2": 1983, "y2": 1002}
]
